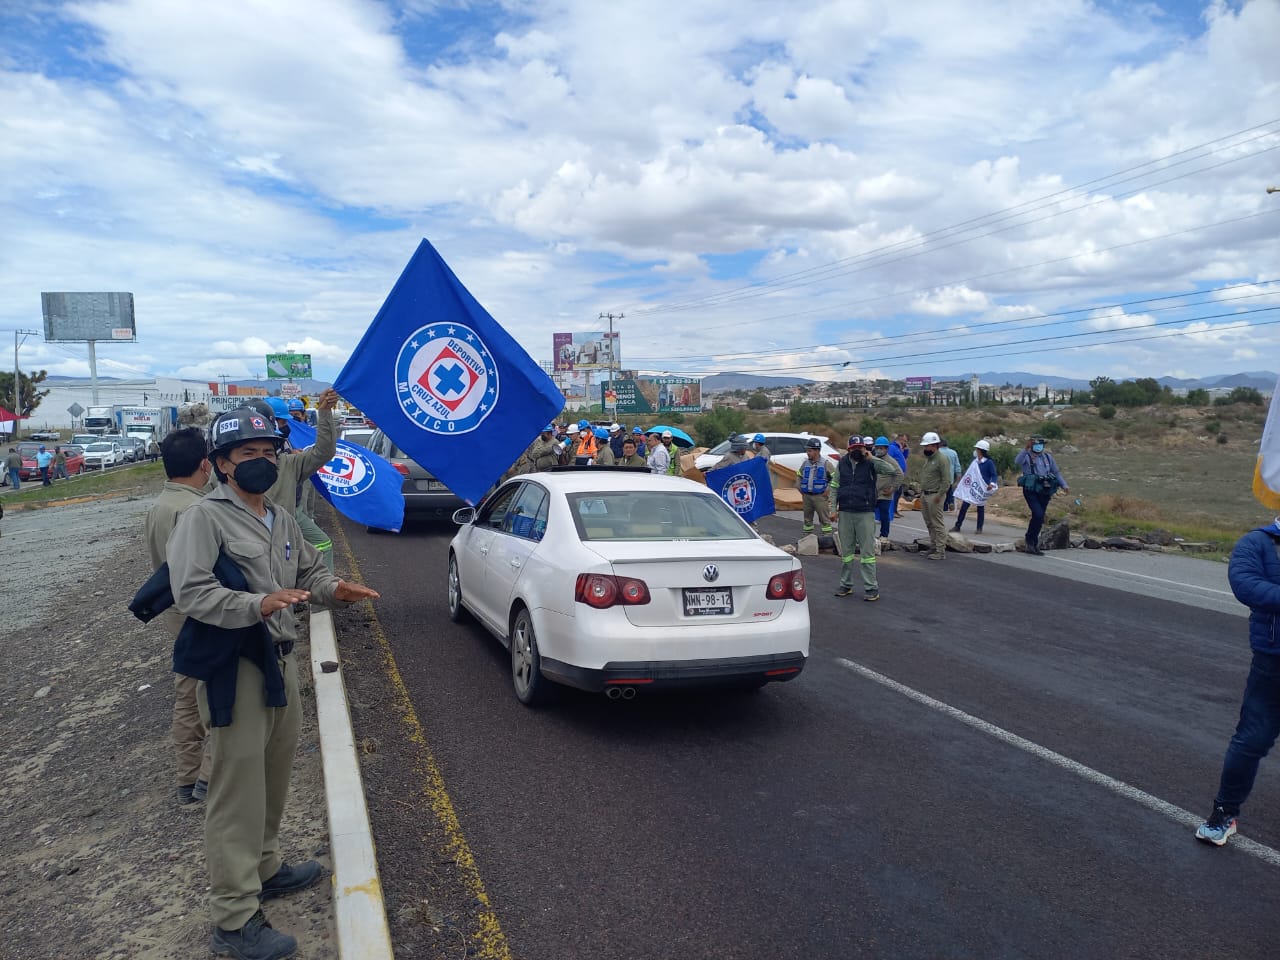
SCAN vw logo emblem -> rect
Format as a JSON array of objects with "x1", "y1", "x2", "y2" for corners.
[{"x1": 702, "y1": 564, "x2": 719, "y2": 583}]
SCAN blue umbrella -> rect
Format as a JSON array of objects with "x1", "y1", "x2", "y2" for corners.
[{"x1": 645, "y1": 425, "x2": 695, "y2": 447}]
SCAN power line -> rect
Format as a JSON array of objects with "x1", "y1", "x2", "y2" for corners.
[
  {"x1": 618, "y1": 116, "x2": 1280, "y2": 318},
  {"x1": 625, "y1": 281, "x2": 1280, "y2": 365}
]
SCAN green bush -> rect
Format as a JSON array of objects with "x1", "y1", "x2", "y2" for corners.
[
  {"x1": 1099, "y1": 404, "x2": 1117, "y2": 420},
  {"x1": 859, "y1": 417, "x2": 888, "y2": 441},
  {"x1": 1205, "y1": 419, "x2": 1221, "y2": 435},
  {"x1": 694, "y1": 406, "x2": 746, "y2": 447},
  {"x1": 746, "y1": 392, "x2": 770, "y2": 410},
  {"x1": 1039, "y1": 421, "x2": 1066, "y2": 440},
  {"x1": 789, "y1": 400, "x2": 828, "y2": 426}
]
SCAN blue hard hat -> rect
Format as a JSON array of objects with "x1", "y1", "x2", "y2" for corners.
[
  {"x1": 753, "y1": 433, "x2": 766, "y2": 444},
  {"x1": 632, "y1": 426, "x2": 643, "y2": 434},
  {"x1": 542, "y1": 424, "x2": 554, "y2": 433},
  {"x1": 577, "y1": 419, "x2": 590, "y2": 429},
  {"x1": 875, "y1": 435, "x2": 889, "y2": 446},
  {"x1": 593, "y1": 427, "x2": 609, "y2": 439},
  {"x1": 266, "y1": 396, "x2": 290, "y2": 418},
  {"x1": 286, "y1": 398, "x2": 304, "y2": 411}
]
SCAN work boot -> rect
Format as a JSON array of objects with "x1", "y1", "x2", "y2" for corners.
[
  {"x1": 192, "y1": 778, "x2": 208, "y2": 802},
  {"x1": 176, "y1": 783, "x2": 199, "y2": 805},
  {"x1": 259, "y1": 861, "x2": 325, "y2": 901},
  {"x1": 210, "y1": 909, "x2": 296, "y2": 960}
]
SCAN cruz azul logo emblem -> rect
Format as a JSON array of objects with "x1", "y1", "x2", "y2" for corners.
[
  {"x1": 317, "y1": 445, "x2": 377, "y2": 499},
  {"x1": 395, "y1": 322, "x2": 498, "y2": 434},
  {"x1": 724, "y1": 473, "x2": 756, "y2": 515}
]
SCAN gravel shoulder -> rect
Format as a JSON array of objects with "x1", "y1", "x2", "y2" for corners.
[{"x1": 0, "y1": 488, "x2": 337, "y2": 960}]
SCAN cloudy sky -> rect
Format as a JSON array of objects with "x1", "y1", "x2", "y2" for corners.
[{"x1": 2, "y1": 0, "x2": 1279, "y2": 387}]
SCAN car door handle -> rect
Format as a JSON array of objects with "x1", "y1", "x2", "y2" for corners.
[
  {"x1": 510, "y1": 559, "x2": 521, "y2": 569},
  {"x1": 479, "y1": 546, "x2": 489, "y2": 555}
]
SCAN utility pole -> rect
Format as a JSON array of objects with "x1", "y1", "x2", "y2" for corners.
[
  {"x1": 13, "y1": 328, "x2": 38, "y2": 432},
  {"x1": 598, "y1": 312, "x2": 623, "y2": 414},
  {"x1": 217, "y1": 373, "x2": 230, "y2": 396}
]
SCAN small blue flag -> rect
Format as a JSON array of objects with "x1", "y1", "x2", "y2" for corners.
[
  {"x1": 288, "y1": 418, "x2": 405, "y2": 533},
  {"x1": 334, "y1": 239, "x2": 564, "y2": 505},
  {"x1": 704, "y1": 455, "x2": 776, "y2": 525}
]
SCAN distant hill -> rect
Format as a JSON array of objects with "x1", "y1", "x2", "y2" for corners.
[{"x1": 700, "y1": 372, "x2": 815, "y2": 393}]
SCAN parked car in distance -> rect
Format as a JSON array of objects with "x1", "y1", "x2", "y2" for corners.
[
  {"x1": 72, "y1": 434, "x2": 99, "y2": 447},
  {"x1": 339, "y1": 426, "x2": 376, "y2": 449},
  {"x1": 59, "y1": 445, "x2": 86, "y2": 475},
  {"x1": 83, "y1": 441, "x2": 122, "y2": 469},
  {"x1": 363, "y1": 429, "x2": 467, "y2": 523},
  {"x1": 695, "y1": 432, "x2": 842, "y2": 473},
  {"x1": 15, "y1": 442, "x2": 45, "y2": 480},
  {"x1": 117, "y1": 436, "x2": 147, "y2": 462},
  {"x1": 448, "y1": 469, "x2": 810, "y2": 705},
  {"x1": 28, "y1": 431, "x2": 61, "y2": 442},
  {"x1": 340, "y1": 414, "x2": 368, "y2": 429}
]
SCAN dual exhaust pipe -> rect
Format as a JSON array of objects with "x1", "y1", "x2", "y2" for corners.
[{"x1": 605, "y1": 686, "x2": 637, "y2": 700}]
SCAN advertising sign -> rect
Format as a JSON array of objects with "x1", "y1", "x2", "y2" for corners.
[
  {"x1": 553, "y1": 332, "x2": 619, "y2": 371},
  {"x1": 41, "y1": 292, "x2": 136, "y2": 342},
  {"x1": 904, "y1": 376, "x2": 933, "y2": 394},
  {"x1": 280, "y1": 383, "x2": 303, "y2": 399},
  {"x1": 266, "y1": 352, "x2": 313, "y2": 379},
  {"x1": 605, "y1": 376, "x2": 701, "y2": 414}
]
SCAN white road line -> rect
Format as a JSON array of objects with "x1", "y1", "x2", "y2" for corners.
[
  {"x1": 834, "y1": 656, "x2": 1280, "y2": 868},
  {"x1": 1039, "y1": 554, "x2": 1235, "y2": 596}
]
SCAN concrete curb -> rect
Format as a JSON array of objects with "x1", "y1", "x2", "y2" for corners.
[{"x1": 309, "y1": 609, "x2": 396, "y2": 960}]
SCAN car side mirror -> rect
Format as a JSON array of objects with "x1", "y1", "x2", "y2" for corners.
[{"x1": 452, "y1": 507, "x2": 476, "y2": 525}]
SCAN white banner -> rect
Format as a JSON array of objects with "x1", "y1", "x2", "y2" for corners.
[
  {"x1": 955, "y1": 458, "x2": 996, "y2": 505},
  {"x1": 1254, "y1": 375, "x2": 1280, "y2": 511}
]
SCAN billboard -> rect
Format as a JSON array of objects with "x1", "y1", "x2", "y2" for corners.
[
  {"x1": 266, "y1": 353, "x2": 313, "y2": 379},
  {"x1": 605, "y1": 376, "x2": 701, "y2": 414},
  {"x1": 904, "y1": 376, "x2": 933, "y2": 393},
  {"x1": 41, "y1": 292, "x2": 136, "y2": 342},
  {"x1": 553, "y1": 332, "x2": 619, "y2": 371}
]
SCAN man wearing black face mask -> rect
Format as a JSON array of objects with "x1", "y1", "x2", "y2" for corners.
[
  {"x1": 828, "y1": 435, "x2": 900, "y2": 600},
  {"x1": 168, "y1": 408, "x2": 379, "y2": 960}
]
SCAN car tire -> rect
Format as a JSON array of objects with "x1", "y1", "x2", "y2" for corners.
[
  {"x1": 447, "y1": 554, "x2": 470, "y2": 624},
  {"x1": 510, "y1": 607, "x2": 554, "y2": 706}
]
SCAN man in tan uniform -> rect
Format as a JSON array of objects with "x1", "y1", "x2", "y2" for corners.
[
  {"x1": 143, "y1": 427, "x2": 213, "y2": 805},
  {"x1": 169, "y1": 408, "x2": 379, "y2": 960},
  {"x1": 917, "y1": 431, "x2": 950, "y2": 560}
]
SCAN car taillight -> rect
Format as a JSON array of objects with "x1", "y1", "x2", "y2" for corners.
[
  {"x1": 767, "y1": 570, "x2": 806, "y2": 601},
  {"x1": 392, "y1": 462, "x2": 410, "y2": 478},
  {"x1": 575, "y1": 573, "x2": 651, "y2": 609}
]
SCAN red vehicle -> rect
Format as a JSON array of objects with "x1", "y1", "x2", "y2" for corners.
[{"x1": 17, "y1": 442, "x2": 85, "y2": 480}]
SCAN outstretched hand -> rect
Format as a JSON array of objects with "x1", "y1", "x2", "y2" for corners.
[
  {"x1": 334, "y1": 581, "x2": 380, "y2": 602},
  {"x1": 261, "y1": 589, "x2": 310, "y2": 617},
  {"x1": 318, "y1": 388, "x2": 339, "y2": 411}
]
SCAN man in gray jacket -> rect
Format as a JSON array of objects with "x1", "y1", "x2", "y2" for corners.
[
  {"x1": 144, "y1": 427, "x2": 213, "y2": 805},
  {"x1": 169, "y1": 408, "x2": 378, "y2": 960}
]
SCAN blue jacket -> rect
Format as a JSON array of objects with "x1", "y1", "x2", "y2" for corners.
[
  {"x1": 887, "y1": 442, "x2": 908, "y2": 472},
  {"x1": 1227, "y1": 521, "x2": 1280, "y2": 654},
  {"x1": 975, "y1": 456, "x2": 998, "y2": 486}
]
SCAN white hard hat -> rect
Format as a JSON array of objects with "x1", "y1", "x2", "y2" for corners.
[
  {"x1": 921, "y1": 431, "x2": 941, "y2": 445},
  {"x1": 862, "y1": 436, "x2": 875, "y2": 446},
  {"x1": 567, "y1": 424, "x2": 580, "y2": 434},
  {"x1": 661, "y1": 430, "x2": 673, "y2": 439},
  {"x1": 609, "y1": 422, "x2": 621, "y2": 432},
  {"x1": 974, "y1": 439, "x2": 991, "y2": 451}
]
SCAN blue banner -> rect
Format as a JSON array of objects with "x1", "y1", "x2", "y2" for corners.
[
  {"x1": 704, "y1": 455, "x2": 776, "y2": 525},
  {"x1": 288, "y1": 419, "x2": 405, "y2": 533},
  {"x1": 334, "y1": 239, "x2": 564, "y2": 505}
]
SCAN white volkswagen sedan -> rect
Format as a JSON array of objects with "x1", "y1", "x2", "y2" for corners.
[{"x1": 448, "y1": 469, "x2": 810, "y2": 705}]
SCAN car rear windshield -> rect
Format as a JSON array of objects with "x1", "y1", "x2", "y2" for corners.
[
  {"x1": 568, "y1": 490, "x2": 753, "y2": 541},
  {"x1": 86, "y1": 443, "x2": 114, "y2": 452}
]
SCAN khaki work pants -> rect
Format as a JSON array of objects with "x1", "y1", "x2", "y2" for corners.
[
  {"x1": 197, "y1": 653, "x2": 301, "y2": 931},
  {"x1": 920, "y1": 490, "x2": 947, "y2": 558},
  {"x1": 173, "y1": 674, "x2": 211, "y2": 786},
  {"x1": 837, "y1": 510, "x2": 878, "y2": 593},
  {"x1": 801, "y1": 493, "x2": 833, "y2": 533}
]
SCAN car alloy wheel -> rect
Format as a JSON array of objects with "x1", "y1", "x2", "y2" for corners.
[
  {"x1": 510, "y1": 608, "x2": 551, "y2": 706},
  {"x1": 447, "y1": 554, "x2": 469, "y2": 623}
]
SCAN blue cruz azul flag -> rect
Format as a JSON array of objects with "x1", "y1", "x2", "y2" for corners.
[
  {"x1": 288, "y1": 418, "x2": 405, "y2": 533},
  {"x1": 704, "y1": 455, "x2": 776, "y2": 526},
  {"x1": 335, "y1": 239, "x2": 564, "y2": 505}
]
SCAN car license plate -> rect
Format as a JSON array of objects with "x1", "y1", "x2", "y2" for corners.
[
  {"x1": 417, "y1": 479, "x2": 448, "y2": 491},
  {"x1": 683, "y1": 588, "x2": 733, "y2": 616}
]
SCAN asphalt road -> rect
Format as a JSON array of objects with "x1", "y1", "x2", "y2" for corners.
[{"x1": 342, "y1": 511, "x2": 1280, "y2": 960}]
